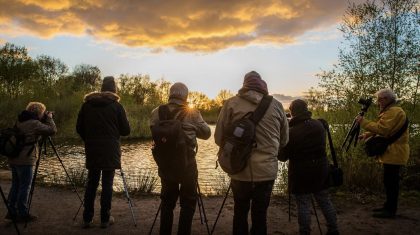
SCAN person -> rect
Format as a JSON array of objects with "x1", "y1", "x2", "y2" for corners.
[
  {"x1": 76, "y1": 76, "x2": 130, "y2": 228},
  {"x1": 356, "y1": 88, "x2": 409, "y2": 219},
  {"x1": 278, "y1": 99, "x2": 339, "y2": 235},
  {"x1": 150, "y1": 82, "x2": 211, "y2": 235},
  {"x1": 215, "y1": 71, "x2": 289, "y2": 235},
  {"x1": 6, "y1": 102, "x2": 57, "y2": 222}
]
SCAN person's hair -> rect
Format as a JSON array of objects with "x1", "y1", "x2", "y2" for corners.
[
  {"x1": 375, "y1": 88, "x2": 397, "y2": 103},
  {"x1": 26, "y1": 102, "x2": 46, "y2": 116}
]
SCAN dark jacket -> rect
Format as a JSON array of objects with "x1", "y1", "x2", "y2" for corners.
[
  {"x1": 278, "y1": 111, "x2": 328, "y2": 194},
  {"x1": 9, "y1": 111, "x2": 57, "y2": 166},
  {"x1": 76, "y1": 92, "x2": 130, "y2": 170}
]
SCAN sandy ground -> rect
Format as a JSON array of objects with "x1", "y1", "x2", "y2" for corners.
[{"x1": 1, "y1": 179, "x2": 420, "y2": 235}]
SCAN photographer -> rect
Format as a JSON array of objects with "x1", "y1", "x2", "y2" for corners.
[
  {"x1": 278, "y1": 99, "x2": 338, "y2": 235},
  {"x1": 6, "y1": 102, "x2": 57, "y2": 222},
  {"x1": 356, "y1": 88, "x2": 409, "y2": 219}
]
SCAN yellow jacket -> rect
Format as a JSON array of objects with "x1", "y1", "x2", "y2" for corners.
[{"x1": 361, "y1": 105, "x2": 409, "y2": 165}]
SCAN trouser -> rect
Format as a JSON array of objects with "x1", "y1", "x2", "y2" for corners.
[
  {"x1": 159, "y1": 168, "x2": 198, "y2": 235},
  {"x1": 383, "y1": 164, "x2": 401, "y2": 215},
  {"x1": 83, "y1": 169, "x2": 115, "y2": 223},
  {"x1": 294, "y1": 190, "x2": 338, "y2": 235},
  {"x1": 231, "y1": 179, "x2": 274, "y2": 235},
  {"x1": 7, "y1": 165, "x2": 34, "y2": 217}
]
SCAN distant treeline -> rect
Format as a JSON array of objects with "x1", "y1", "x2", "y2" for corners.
[{"x1": 0, "y1": 43, "x2": 235, "y2": 139}]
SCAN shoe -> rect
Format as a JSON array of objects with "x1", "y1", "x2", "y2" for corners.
[
  {"x1": 372, "y1": 211, "x2": 395, "y2": 219},
  {"x1": 100, "y1": 216, "x2": 114, "y2": 228},
  {"x1": 82, "y1": 220, "x2": 93, "y2": 229},
  {"x1": 17, "y1": 214, "x2": 38, "y2": 223},
  {"x1": 372, "y1": 207, "x2": 385, "y2": 212}
]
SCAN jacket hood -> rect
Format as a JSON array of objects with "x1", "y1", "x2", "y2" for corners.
[
  {"x1": 238, "y1": 89, "x2": 264, "y2": 105},
  {"x1": 84, "y1": 91, "x2": 120, "y2": 106},
  {"x1": 18, "y1": 110, "x2": 39, "y2": 122}
]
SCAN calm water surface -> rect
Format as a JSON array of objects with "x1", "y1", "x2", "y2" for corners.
[{"x1": 37, "y1": 126, "x2": 285, "y2": 195}]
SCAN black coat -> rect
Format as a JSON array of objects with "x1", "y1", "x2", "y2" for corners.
[
  {"x1": 279, "y1": 112, "x2": 328, "y2": 194},
  {"x1": 76, "y1": 92, "x2": 130, "y2": 170}
]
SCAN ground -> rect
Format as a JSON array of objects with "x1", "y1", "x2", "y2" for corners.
[{"x1": 1, "y1": 179, "x2": 420, "y2": 234}]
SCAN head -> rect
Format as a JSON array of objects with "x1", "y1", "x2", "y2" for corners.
[
  {"x1": 169, "y1": 82, "x2": 189, "y2": 104},
  {"x1": 101, "y1": 76, "x2": 117, "y2": 93},
  {"x1": 375, "y1": 88, "x2": 397, "y2": 110},
  {"x1": 240, "y1": 71, "x2": 268, "y2": 95},
  {"x1": 26, "y1": 102, "x2": 46, "y2": 120},
  {"x1": 289, "y1": 99, "x2": 309, "y2": 117}
]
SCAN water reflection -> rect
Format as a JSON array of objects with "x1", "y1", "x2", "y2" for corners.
[{"x1": 37, "y1": 126, "x2": 285, "y2": 195}]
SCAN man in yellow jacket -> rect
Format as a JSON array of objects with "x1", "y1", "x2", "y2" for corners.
[{"x1": 356, "y1": 88, "x2": 409, "y2": 219}]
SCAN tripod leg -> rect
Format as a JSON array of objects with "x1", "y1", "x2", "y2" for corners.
[
  {"x1": 73, "y1": 201, "x2": 83, "y2": 221},
  {"x1": 149, "y1": 202, "x2": 162, "y2": 235},
  {"x1": 47, "y1": 137, "x2": 83, "y2": 204},
  {"x1": 211, "y1": 182, "x2": 231, "y2": 235},
  {"x1": 341, "y1": 119, "x2": 357, "y2": 150},
  {"x1": 1, "y1": 186, "x2": 21, "y2": 235},
  {"x1": 196, "y1": 182, "x2": 210, "y2": 235},
  {"x1": 25, "y1": 140, "x2": 44, "y2": 228},
  {"x1": 120, "y1": 168, "x2": 137, "y2": 227},
  {"x1": 311, "y1": 196, "x2": 322, "y2": 235}
]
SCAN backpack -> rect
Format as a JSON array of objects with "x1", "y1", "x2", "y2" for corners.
[
  {"x1": 151, "y1": 105, "x2": 190, "y2": 181},
  {"x1": 218, "y1": 95, "x2": 273, "y2": 174},
  {"x1": 0, "y1": 125, "x2": 27, "y2": 158}
]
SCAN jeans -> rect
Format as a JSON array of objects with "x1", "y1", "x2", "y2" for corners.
[
  {"x1": 83, "y1": 169, "x2": 115, "y2": 223},
  {"x1": 231, "y1": 179, "x2": 274, "y2": 235},
  {"x1": 294, "y1": 190, "x2": 338, "y2": 235},
  {"x1": 159, "y1": 167, "x2": 198, "y2": 235},
  {"x1": 383, "y1": 164, "x2": 401, "y2": 215},
  {"x1": 7, "y1": 165, "x2": 34, "y2": 217}
]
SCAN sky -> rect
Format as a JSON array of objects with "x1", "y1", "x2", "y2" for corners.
[{"x1": 0, "y1": 0, "x2": 357, "y2": 99}]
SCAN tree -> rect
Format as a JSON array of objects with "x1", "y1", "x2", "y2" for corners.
[
  {"x1": 0, "y1": 43, "x2": 36, "y2": 98},
  {"x1": 214, "y1": 89, "x2": 234, "y2": 107},
  {"x1": 72, "y1": 64, "x2": 101, "y2": 90},
  {"x1": 316, "y1": 0, "x2": 419, "y2": 115}
]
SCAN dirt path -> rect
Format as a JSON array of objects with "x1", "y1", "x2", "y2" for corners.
[{"x1": 1, "y1": 180, "x2": 419, "y2": 235}]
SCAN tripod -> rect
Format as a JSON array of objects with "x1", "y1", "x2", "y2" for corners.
[
  {"x1": 72, "y1": 168, "x2": 137, "y2": 226},
  {"x1": 210, "y1": 182, "x2": 231, "y2": 235},
  {"x1": 149, "y1": 181, "x2": 211, "y2": 235},
  {"x1": 342, "y1": 98, "x2": 372, "y2": 152},
  {"x1": 26, "y1": 136, "x2": 84, "y2": 227},
  {"x1": 1, "y1": 185, "x2": 20, "y2": 235}
]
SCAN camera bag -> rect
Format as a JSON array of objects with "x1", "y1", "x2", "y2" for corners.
[
  {"x1": 218, "y1": 95, "x2": 273, "y2": 174},
  {"x1": 364, "y1": 118, "x2": 409, "y2": 157}
]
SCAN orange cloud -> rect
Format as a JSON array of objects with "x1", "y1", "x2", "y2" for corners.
[{"x1": 0, "y1": 0, "x2": 355, "y2": 52}]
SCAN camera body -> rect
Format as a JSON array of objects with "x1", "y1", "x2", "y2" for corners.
[
  {"x1": 358, "y1": 97, "x2": 372, "y2": 112},
  {"x1": 41, "y1": 111, "x2": 54, "y2": 122}
]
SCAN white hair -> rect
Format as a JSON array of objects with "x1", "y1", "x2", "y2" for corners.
[{"x1": 375, "y1": 88, "x2": 397, "y2": 103}]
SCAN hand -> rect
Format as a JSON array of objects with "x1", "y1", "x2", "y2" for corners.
[
  {"x1": 358, "y1": 133, "x2": 367, "y2": 141},
  {"x1": 355, "y1": 115, "x2": 364, "y2": 124},
  {"x1": 45, "y1": 111, "x2": 53, "y2": 119}
]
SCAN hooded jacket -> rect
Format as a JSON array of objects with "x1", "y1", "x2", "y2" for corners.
[
  {"x1": 360, "y1": 104, "x2": 409, "y2": 165},
  {"x1": 214, "y1": 90, "x2": 289, "y2": 182},
  {"x1": 76, "y1": 91, "x2": 131, "y2": 170},
  {"x1": 8, "y1": 110, "x2": 57, "y2": 166}
]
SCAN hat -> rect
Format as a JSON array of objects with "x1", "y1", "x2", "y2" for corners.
[
  {"x1": 169, "y1": 82, "x2": 189, "y2": 101},
  {"x1": 101, "y1": 76, "x2": 117, "y2": 93},
  {"x1": 289, "y1": 99, "x2": 309, "y2": 116},
  {"x1": 240, "y1": 71, "x2": 268, "y2": 95}
]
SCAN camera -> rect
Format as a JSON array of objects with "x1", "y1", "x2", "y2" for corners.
[
  {"x1": 358, "y1": 97, "x2": 372, "y2": 112},
  {"x1": 41, "y1": 111, "x2": 54, "y2": 122}
]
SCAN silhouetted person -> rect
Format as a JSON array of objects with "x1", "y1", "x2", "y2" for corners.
[{"x1": 76, "y1": 76, "x2": 130, "y2": 228}]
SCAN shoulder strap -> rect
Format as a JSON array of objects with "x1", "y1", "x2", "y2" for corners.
[
  {"x1": 158, "y1": 105, "x2": 171, "y2": 121},
  {"x1": 387, "y1": 118, "x2": 409, "y2": 144},
  {"x1": 158, "y1": 105, "x2": 187, "y2": 121},
  {"x1": 318, "y1": 119, "x2": 339, "y2": 168},
  {"x1": 250, "y1": 95, "x2": 273, "y2": 125}
]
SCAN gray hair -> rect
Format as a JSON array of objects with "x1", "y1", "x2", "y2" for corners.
[
  {"x1": 26, "y1": 102, "x2": 46, "y2": 116},
  {"x1": 375, "y1": 88, "x2": 397, "y2": 103}
]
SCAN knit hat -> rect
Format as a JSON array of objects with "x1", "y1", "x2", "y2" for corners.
[
  {"x1": 289, "y1": 99, "x2": 309, "y2": 116},
  {"x1": 239, "y1": 71, "x2": 268, "y2": 95},
  {"x1": 101, "y1": 76, "x2": 117, "y2": 93},
  {"x1": 169, "y1": 82, "x2": 189, "y2": 101}
]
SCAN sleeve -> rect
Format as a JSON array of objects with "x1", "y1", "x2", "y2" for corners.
[
  {"x1": 76, "y1": 104, "x2": 85, "y2": 141},
  {"x1": 360, "y1": 109, "x2": 405, "y2": 137},
  {"x1": 214, "y1": 102, "x2": 230, "y2": 146},
  {"x1": 34, "y1": 117, "x2": 57, "y2": 136},
  {"x1": 118, "y1": 104, "x2": 131, "y2": 136},
  {"x1": 191, "y1": 110, "x2": 211, "y2": 140}
]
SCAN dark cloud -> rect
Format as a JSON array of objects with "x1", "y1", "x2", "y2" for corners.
[{"x1": 0, "y1": 0, "x2": 355, "y2": 52}]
